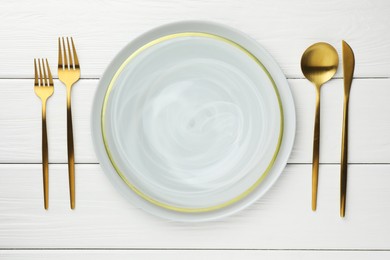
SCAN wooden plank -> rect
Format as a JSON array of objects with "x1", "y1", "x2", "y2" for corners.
[
  {"x1": 1, "y1": 0, "x2": 389, "y2": 255},
  {"x1": 1, "y1": 79, "x2": 389, "y2": 164},
  {"x1": 0, "y1": 164, "x2": 389, "y2": 249},
  {"x1": 0, "y1": 0, "x2": 389, "y2": 78},
  {"x1": 1, "y1": 250, "x2": 390, "y2": 260}
]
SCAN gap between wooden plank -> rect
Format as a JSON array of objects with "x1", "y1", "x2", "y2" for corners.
[
  {"x1": 1, "y1": 248, "x2": 390, "y2": 251},
  {"x1": 1, "y1": 76, "x2": 390, "y2": 80},
  {"x1": 0, "y1": 162, "x2": 389, "y2": 165}
]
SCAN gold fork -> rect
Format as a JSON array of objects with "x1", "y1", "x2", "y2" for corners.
[
  {"x1": 34, "y1": 59, "x2": 54, "y2": 209},
  {"x1": 58, "y1": 37, "x2": 80, "y2": 209}
]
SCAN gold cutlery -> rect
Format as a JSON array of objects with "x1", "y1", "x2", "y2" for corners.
[
  {"x1": 58, "y1": 37, "x2": 80, "y2": 209},
  {"x1": 340, "y1": 40, "x2": 355, "y2": 217},
  {"x1": 34, "y1": 59, "x2": 54, "y2": 209},
  {"x1": 301, "y1": 43, "x2": 338, "y2": 211}
]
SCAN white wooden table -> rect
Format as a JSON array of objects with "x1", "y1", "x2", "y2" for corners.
[{"x1": 1, "y1": 0, "x2": 390, "y2": 259}]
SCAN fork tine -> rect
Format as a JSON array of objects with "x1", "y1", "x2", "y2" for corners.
[
  {"x1": 62, "y1": 37, "x2": 68, "y2": 69},
  {"x1": 58, "y1": 38, "x2": 63, "y2": 69},
  {"x1": 71, "y1": 37, "x2": 79, "y2": 68},
  {"x1": 42, "y1": 58, "x2": 48, "y2": 86},
  {"x1": 46, "y1": 59, "x2": 54, "y2": 86},
  {"x1": 66, "y1": 37, "x2": 73, "y2": 69},
  {"x1": 34, "y1": 59, "x2": 38, "y2": 86},
  {"x1": 38, "y1": 59, "x2": 43, "y2": 86}
]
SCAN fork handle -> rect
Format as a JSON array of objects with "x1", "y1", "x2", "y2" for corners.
[
  {"x1": 66, "y1": 88, "x2": 75, "y2": 209},
  {"x1": 42, "y1": 101, "x2": 49, "y2": 210}
]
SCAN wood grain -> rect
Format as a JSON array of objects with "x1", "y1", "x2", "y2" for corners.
[
  {"x1": 0, "y1": 164, "x2": 389, "y2": 249},
  {"x1": 0, "y1": 0, "x2": 389, "y2": 78},
  {"x1": 1, "y1": 0, "x2": 390, "y2": 255},
  {"x1": 0, "y1": 78, "x2": 389, "y2": 164}
]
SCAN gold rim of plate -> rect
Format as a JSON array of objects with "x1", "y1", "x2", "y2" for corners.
[{"x1": 101, "y1": 32, "x2": 284, "y2": 213}]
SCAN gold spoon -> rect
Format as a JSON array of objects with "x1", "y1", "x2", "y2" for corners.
[{"x1": 301, "y1": 42, "x2": 338, "y2": 211}]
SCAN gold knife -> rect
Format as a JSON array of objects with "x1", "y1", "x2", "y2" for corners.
[{"x1": 340, "y1": 40, "x2": 355, "y2": 217}]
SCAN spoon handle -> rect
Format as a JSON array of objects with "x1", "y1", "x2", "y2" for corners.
[{"x1": 312, "y1": 87, "x2": 321, "y2": 211}]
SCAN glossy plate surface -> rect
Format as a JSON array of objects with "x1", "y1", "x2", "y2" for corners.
[{"x1": 92, "y1": 21, "x2": 296, "y2": 221}]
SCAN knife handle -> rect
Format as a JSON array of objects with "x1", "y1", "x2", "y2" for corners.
[{"x1": 340, "y1": 94, "x2": 349, "y2": 217}]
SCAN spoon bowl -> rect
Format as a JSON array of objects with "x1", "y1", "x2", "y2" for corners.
[
  {"x1": 301, "y1": 43, "x2": 339, "y2": 88},
  {"x1": 301, "y1": 42, "x2": 338, "y2": 211}
]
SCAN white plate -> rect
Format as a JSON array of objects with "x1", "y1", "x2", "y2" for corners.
[{"x1": 92, "y1": 21, "x2": 296, "y2": 222}]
